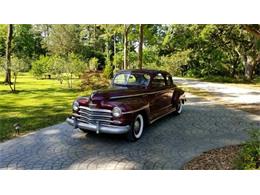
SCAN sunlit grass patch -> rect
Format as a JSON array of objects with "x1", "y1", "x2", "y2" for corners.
[{"x1": 0, "y1": 73, "x2": 91, "y2": 141}]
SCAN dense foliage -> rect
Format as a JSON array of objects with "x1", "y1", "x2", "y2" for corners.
[{"x1": 0, "y1": 24, "x2": 260, "y2": 91}]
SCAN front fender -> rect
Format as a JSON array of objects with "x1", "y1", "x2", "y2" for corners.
[{"x1": 107, "y1": 96, "x2": 150, "y2": 125}]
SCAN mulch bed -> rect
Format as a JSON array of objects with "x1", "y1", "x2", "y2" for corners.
[{"x1": 183, "y1": 145, "x2": 242, "y2": 170}]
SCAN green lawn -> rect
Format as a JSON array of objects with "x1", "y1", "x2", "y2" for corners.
[{"x1": 0, "y1": 73, "x2": 90, "y2": 141}]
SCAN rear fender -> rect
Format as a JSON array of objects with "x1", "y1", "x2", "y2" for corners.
[{"x1": 172, "y1": 88, "x2": 185, "y2": 105}]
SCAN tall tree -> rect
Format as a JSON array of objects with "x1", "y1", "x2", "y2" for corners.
[
  {"x1": 0, "y1": 24, "x2": 7, "y2": 57},
  {"x1": 44, "y1": 25, "x2": 81, "y2": 56},
  {"x1": 242, "y1": 25, "x2": 260, "y2": 80},
  {"x1": 100, "y1": 24, "x2": 119, "y2": 69},
  {"x1": 138, "y1": 24, "x2": 144, "y2": 69},
  {"x1": 123, "y1": 24, "x2": 131, "y2": 69},
  {"x1": 244, "y1": 25, "x2": 260, "y2": 39},
  {"x1": 4, "y1": 24, "x2": 13, "y2": 84}
]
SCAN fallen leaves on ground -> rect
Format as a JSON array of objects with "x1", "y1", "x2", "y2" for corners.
[{"x1": 183, "y1": 145, "x2": 242, "y2": 170}]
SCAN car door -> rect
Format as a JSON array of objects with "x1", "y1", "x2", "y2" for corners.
[
  {"x1": 148, "y1": 73, "x2": 171, "y2": 120},
  {"x1": 165, "y1": 73, "x2": 175, "y2": 105}
]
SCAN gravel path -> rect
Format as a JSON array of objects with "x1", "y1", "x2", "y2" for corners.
[
  {"x1": 1, "y1": 94, "x2": 259, "y2": 170},
  {"x1": 173, "y1": 77, "x2": 260, "y2": 104}
]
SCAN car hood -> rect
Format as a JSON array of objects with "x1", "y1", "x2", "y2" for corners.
[{"x1": 90, "y1": 86, "x2": 146, "y2": 102}]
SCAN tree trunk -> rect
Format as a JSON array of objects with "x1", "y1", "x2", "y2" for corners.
[
  {"x1": 123, "y1": 24, "x2": 130, "y2": 70},
  {"x1": 231, "y1": 63, "x2": 237, "y2": 78},
  {"x1": 138, "y1": 24, "x2": 144, "y2": 69},
  {"x1": 236, "y1": 47, "x2": 258, "y2": 81},
  {"x1": 245, "y1": 63, "x2": 254, "y2": 81},
  {"x1": 93, "y1": 24, "x2": 96, "y2": 50},
  {"x1": 244, "y1": 56, "x2": 256, "y2": 81},
  {"x1": 114, "y1": 32, "x2": 116, "y2": 56},
  {"x1": 13, "y1": 73, "x2": 17, "y2": 92},
  {"x1": 105, "y1": 37, "x2": 110, "y2": 68},
  {"x1": 4, "y1": 24, "x2": 13, "y2": 84},
  {"x1": 243, "y1": 25, "x2": 260, "y2": 39},
  {"x1": 231, "y1": 56, "x2": 240, "y2": 78}
]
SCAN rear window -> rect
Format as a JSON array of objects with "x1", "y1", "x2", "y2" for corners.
[
  {"x1": 166, "y1": 75, "x2": 173, "y2": 86},
  {"x1": 151, "y1": 73, "x2": 166, "y2": 87}
]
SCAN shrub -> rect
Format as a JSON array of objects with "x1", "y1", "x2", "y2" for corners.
[
  {"x1": 103, "y1": 57, "x2": 113, "y2": 79},
  {"x1": 113, "y1": 52, "x2": 123, "y2": 70},
  {"x1": 88, "y1": 57, "x2": 99, "y2": 71},
  {"x1": 49, "y1": 55, "x2": 66, "y2": 84},
  {"x1": 31, "y1": 55, "x2": 51, "y2": 79},
  {"x1": 160, "y1": 49, "x2": 192, "y2": 76},
  {"x1": 103, "y1": 64, "x2": 113, "y2": 79},
  {"x1": 0, "y1": 57, "x2": 4, "y2": 72},
  {"x1": 234, "y1": 129, "x2": 260, "y2": 170},
  {"x1": 65, "y1": 53, "x2": 86, "y2": 88}
]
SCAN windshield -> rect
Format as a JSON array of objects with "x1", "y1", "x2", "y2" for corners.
[{"x1": 113, "y1": 72, "x2": 151, "y2": 87}]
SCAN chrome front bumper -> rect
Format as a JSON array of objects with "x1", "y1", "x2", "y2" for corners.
[{"x1": 66, "y1": 117, "x2": 130, "y2": 134}]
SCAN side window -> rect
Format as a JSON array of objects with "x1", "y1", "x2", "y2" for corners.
[
  {"x1": 166, "y1": 75, "x2": 173, "y2": 86},
  {"x1": 128, "y1": 74, "x2": 137, "y2": 84},
  {"x1": 151, "y1": 73, "x2": 166, "y2": 88},
  {"x1": 114, "y1": 74, "x2": 127, "y2": 85}
]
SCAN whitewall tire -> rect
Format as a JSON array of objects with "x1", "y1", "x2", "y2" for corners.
[
  {"x1": 175, "y1": 100, "x2": 183, "y2": 115},
  {"x1": 127, "y1": 114, "x2": 144, "y2": 141}
]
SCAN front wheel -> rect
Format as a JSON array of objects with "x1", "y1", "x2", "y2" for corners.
[{"x1": 127, "y1": 114, "x2": 144, "y2": 142}]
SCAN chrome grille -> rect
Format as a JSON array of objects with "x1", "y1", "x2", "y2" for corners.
[{"x1": 73, "y1": 106, "x2": 113, "y2": 125}]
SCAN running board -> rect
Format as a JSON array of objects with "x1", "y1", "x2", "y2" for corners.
[{"x1": 150, "y1": 108, "x2": 176, "y2": 124}]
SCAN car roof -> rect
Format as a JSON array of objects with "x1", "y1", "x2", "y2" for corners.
[{"x1": 117, "y1": 69, "x2": 170, "y2": 76}]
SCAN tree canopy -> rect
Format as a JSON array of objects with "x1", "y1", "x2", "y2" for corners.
[{"x1": 0, "y1": 24, "x2": 259, "y2": 89}]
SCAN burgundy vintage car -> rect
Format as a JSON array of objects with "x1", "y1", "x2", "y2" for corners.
[{"x1": 66, "y1": 69, "x2": 186, "y2": 141}]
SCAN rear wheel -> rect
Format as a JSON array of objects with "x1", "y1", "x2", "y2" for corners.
[
  {"x1": 175, "y1": 100, "x2": 183, "y2": 115},
  {"x1": 127, "y1": 114, "x2": 144, "y2": 142}
]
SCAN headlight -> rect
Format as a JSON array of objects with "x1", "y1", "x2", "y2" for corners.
[
  {"x1": 112, "y1": 107, "x2": 122, "y2": 118},
  {"x1": 72, "y1": 101, "x2": 79, "y2": 111}
]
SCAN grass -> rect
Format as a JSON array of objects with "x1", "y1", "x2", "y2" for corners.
[{"x1": 0, "y1": 73, "x2": 91, "y2": 141}]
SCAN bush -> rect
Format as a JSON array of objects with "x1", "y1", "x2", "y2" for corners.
[
  {"x1": 10, "y1": 56, "x2": 27, "y2": 91},
  {"x1": 160, "y1": 49, "x2": 192, "y2": 76},
  {"x1": 88, "y1": 57, "x2": 99, "y2": 71},
  {"x1": 103, "y1": 64, "x2": 113, "y2": 79},
  {"x1": 234, "y1": 129, "x2": 260, "y2": 170},
  {"x1": 65, "y1": 53, "x2": 86, "y2": 88},
  {"x1": 0, "y1": 57, "x2": 4, "y2": 72},
  {"x1": 31, "y1": 55, "x2": 51, "y2": 79},
  {"x1": 50, "y1": 55, "x2": 66, "y2": 84},
  {"x1": 113, "y1": 52, "x2": 123, "y2": 70},
  {"x1": 103, "y1": 57, "x2": 113, "y2": 79}
]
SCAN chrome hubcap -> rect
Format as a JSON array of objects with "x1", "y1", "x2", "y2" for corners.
[{"x1": 134, "y1": 119, "x2": 141, "y2": 135}]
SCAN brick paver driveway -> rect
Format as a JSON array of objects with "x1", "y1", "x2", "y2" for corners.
[{"x1": 1, "y1": 95, "x2": 259, "y2": 170}]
